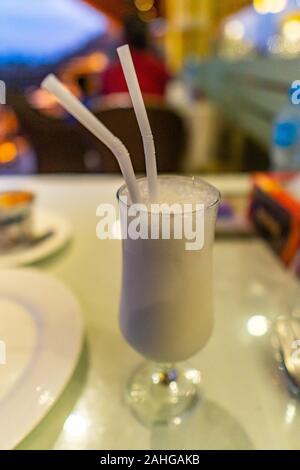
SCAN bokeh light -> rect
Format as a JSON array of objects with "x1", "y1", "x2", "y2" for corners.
[
  {"x1": 247, "y1": 315, "x2": 269, "y2": 337},
  {"x1": 135, "y1": 0, "x2": 154, "y2": 12},
  {"x1": 283, "y1": 19, "x2": 300, "y2": 42},
  {"x1": 253, "y1": 0, "x2": 288, "y2": 14},
  {"x1": 224, "y1": 20, "x2": 245, "y2": 41}
]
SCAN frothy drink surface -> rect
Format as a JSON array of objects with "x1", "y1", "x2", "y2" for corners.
[
  {"x1": 119, "y1": 176, "x2": 219, "y2": 363},
  {"x1": 122, "y1": 176, "x2": 219, "y2": 208}
]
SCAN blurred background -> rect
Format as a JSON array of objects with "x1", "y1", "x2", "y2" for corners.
[{"x1": 1, "y1": 0, "x2": 300, "y2": 176}]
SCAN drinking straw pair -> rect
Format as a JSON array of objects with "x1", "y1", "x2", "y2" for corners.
[{"x1": 42, "y1": 45, "x2": 157, "y2": 203}]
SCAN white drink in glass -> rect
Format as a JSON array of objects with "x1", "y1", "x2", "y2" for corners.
[{"x1": 117, "y1": 175, "x2": 220, "y2": 425}]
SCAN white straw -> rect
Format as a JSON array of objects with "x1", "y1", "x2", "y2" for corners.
[
  {"x1": 117, "y1": 45, "x2": 158, "y2": 201},
  {"x1": 41, "y1": 74, "x2": 141, "y2": 204}
]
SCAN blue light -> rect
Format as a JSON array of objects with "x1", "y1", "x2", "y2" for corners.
[{"x1": 0, "y1": 0, "x2": 108, "y2": 66}]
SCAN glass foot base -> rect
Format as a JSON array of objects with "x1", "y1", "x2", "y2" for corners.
[{"x1": 125, "y1": 362, "x2": 201, "y2": 427}]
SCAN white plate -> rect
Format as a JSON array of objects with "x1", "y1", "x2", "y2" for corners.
[
  {"x1": 0, "y1": 209, "x2": 71, "y2": 268},
  {"x1": 0, "y1": 269, "x2": 83, "y2": 449}
]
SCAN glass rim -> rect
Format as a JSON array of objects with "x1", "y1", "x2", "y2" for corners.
[{"x1": 116, "y1": 174, "x2": 221, "y2": 213}]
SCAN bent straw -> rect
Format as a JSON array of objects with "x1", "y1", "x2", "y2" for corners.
[
  {"x1": 117, "y1": 45, "x2": 158, "y2": 201},
  {"x1": 41, "y1": 74, "x2": 141, "y2": 203}
]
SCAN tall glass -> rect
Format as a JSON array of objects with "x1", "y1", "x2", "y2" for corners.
[{"x1": 117, "y1": 175, "x2": 220, "y2": 426}]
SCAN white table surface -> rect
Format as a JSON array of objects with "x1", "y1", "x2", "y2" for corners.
[{"x1": 1, "y1": 174, "x2": 300, "y2": 450}]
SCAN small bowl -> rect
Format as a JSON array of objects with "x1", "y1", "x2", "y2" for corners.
[{"x1": 0, "y1": 191, "x2": 35, "y2": 250}]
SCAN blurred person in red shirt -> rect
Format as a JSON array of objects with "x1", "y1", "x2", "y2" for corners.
[{"x1": 101, "y1": 16, "x2": 170, "y2": 99}]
